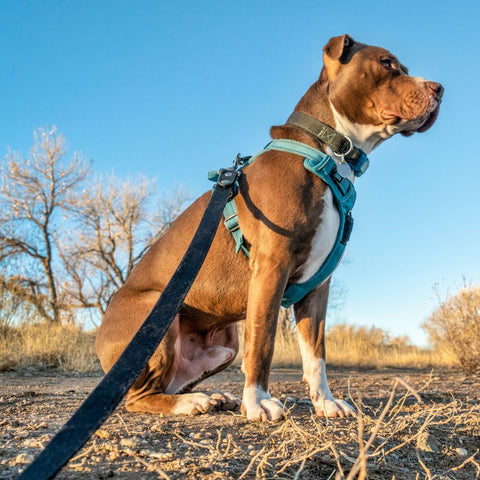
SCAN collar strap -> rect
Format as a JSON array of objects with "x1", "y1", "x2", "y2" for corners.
[{"x1": 286, "y1": 111, "x2": 369, "y2": 177}]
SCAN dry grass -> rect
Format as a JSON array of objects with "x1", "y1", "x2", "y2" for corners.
[
  {"x1": 326, "y1": 323, "x2": 456, "y2": 369},
  {"x1": 0, "y1": 310, "x2": 459, "y2": 373},
  {"x1": 2, "y1": 366, "x2": 478, "y2": 478},
  {"x1": 0, "y1": 322, "x2": 100, "y2": 372},
  {"x1": 423, "y1": 286, "x2": 480, "y2": 373},
  {"x1": 42, "y1": 373, "x2": 477, "y2": 479},
  {"x1": 236, "y1": 318, "x2": 457, "y2": 369},
  {"x1": 230, "y1": 379, "x2": 480, "y2": 480}
]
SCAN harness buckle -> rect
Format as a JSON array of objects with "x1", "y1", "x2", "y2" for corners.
[
  {"x1": 341, "y1": 211, "x2": 354, "y2": 245},
  {"x1": 348, "y1": 150, "x2": 369, "y2": 177},
  {"x1": 224, "y1": 212, "x2": 240, "y2": 232}
]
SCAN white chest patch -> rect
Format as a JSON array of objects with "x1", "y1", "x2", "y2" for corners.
[
  {"x1": 295, "y1": 188, "x2": 340, "y2": 284},
  {"x1": 330, "y1": 102, "x2": 397, "y2": 154}
]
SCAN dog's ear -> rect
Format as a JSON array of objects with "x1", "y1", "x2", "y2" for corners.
[
  {"x1": 322, "y1": 34, "x2": 355, "y2": 81},
  {"x1": 324, "y1": 34, "x2": 354, "y2": 61},
  {"x1": 400, "y1": 63, "x2": 409, "y2": 75}
]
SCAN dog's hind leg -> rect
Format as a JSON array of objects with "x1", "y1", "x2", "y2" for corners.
[
  {"x1": 124, "y1": 318, "x2": 240, "y2": 414},
  {"x1": 294, "y1": 279, "x2": 356, "y2": 418},
  {"x1": 97, "y1": 287, "x2": 240, "y2": 415}
]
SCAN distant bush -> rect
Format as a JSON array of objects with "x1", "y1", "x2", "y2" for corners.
[{"x1": 423, "y1": 286, "x2": 480, "y2": 373}]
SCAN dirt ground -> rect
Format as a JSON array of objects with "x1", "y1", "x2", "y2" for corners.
[{"x1": 1, "y1": 367, "x2": 479, "y2": 479}]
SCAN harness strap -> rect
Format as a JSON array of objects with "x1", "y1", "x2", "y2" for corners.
[
  {"x1": 279, "y1": 140, "x2": 356, "y2": 306},
  {"x1": 208, "y1": 170, "x2": 249, "y2": 256},
  {"x1": 223, "y1": 198, "x2": 250, "y2": 257},
  {"x1": 209, "y1": 138, "x2": 363, "y2": 307},
  {"x1": 209, "y1": 135, "x2": 368, "y2": 307},
  {"x1": 259, "y1": 139, "x2": 357, "y2": 306}
]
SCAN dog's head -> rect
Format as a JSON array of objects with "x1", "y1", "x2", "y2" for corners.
[{"x1": 320, "y1": 34, "x2": 443, "y2": 151}]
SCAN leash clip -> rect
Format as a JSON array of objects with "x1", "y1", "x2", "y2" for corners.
[{"x1": 217, "y1": 168, "x2": 239, "y2": 188}]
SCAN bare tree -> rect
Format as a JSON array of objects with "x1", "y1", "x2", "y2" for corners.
[
  {"x1": 0, "y1": 126, "x2": 188, "y2": 327},
  {"x1": 0, "y1": 283, "x2": 35, "y2": 334},
  {"x1": 60, "y1": 175, "x2": 187, "y2": 318},
  {"x1": 0, "y1": 127, "x2": 89, "y2": 323}
]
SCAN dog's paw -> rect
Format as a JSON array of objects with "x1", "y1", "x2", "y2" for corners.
[
  {"x1": 313, "y1": 397, "x2": 356, "y2": 418},
  {"x1": 241, "y1": 390, "x2": 284, "y2": 422},
  {"x1": 209, "y1": 391, "x2": 241, "y2": 411},
  {"x1": 171, "y1": 393, "x2": 218, "y2": 415}
]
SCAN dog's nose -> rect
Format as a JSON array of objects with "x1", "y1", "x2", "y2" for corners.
[{"x1": 426, "y1": 81, "x2": 444, "y2": 99}]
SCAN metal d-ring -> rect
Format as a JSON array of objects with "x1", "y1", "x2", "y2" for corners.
[{"x1": 337, "y1": 135, "x2": 353, "y2": 159}]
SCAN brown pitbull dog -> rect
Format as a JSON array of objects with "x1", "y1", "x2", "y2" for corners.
[{"x1": 96, "y1": 35, "x2": 443, "y2": 421}]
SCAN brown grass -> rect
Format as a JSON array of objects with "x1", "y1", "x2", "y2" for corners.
[
  {"x1": 236, "y1": 317, "x2": 457, "y2": 369},
  {"x1": 0, "y1": 322, "x2": 100, "y2": 372},
  {"x1": 326, "y1": 323, "x2": 456, "y2": 369},
  {"x1": 0, "y1": 313, "x2": 459, "y2": 373}
]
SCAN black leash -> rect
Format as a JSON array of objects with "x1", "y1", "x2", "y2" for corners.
[{"x1": 17, "y1": 167, "x2": 240, "y2": 480}]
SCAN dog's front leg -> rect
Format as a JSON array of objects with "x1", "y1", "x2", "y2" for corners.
[
  {"x1": 240, "y1": 254, "x2": 288, "y2": 422},
  {"x1": 294, "y1": 280, "x2": 356, "y2": 418}
]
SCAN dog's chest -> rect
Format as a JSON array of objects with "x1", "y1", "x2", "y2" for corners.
[{"x1": 295, "y1": 188, "x2": 340, "y2": 284}]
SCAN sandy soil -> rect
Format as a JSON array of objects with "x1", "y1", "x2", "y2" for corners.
[{"x1": 1, "y1": 367, "x2": 479, "y2": 479}]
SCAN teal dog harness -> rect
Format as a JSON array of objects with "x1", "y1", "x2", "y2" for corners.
[{"x1": 209, "y1": 134, "x2": 369, "y2": 308}]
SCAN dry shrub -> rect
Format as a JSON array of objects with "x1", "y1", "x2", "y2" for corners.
[
  {"x1": 423, "y1": 286, "x2": 480, "y2": 373},
  {"x1": 0, "y1": 322, "x2": 100, "y2": 372}
]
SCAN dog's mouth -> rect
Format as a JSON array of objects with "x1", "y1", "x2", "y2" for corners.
[
  {"x1": 381, "y1": 101, "x2": 441, "y2": 137},
  {"x1": 381, "y1": 111, "x2": 402, "y2": 124},
  {"x1": 399, "y1": 104, "x2": 441, "y2": 137},
  {"x1": 415, "y1": 104, "x2": 441, "y2": 133}
]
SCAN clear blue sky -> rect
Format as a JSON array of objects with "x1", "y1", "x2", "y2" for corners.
[{"x1": 1, "y1": 1, "x2": 479, "y2": 345}]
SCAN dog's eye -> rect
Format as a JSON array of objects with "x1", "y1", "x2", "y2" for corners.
[{"x1": 380, "y1": 58, "x2": 398, "y2": 70}]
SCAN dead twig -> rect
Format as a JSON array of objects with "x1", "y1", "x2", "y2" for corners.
[
  {"x1": 69, "y1": 441, "x2": 97, "y2": 467},
  {"x1": 238, "y1": 446, "x2": 267, "y2": 480},
  {"x1": 123, "y1": 448, "x2": 171, "y2": 480},
  {"x1": 329, "y1": 443, "x2": 345, "y2": 479},
  {"x1": 346, "y1": 379, "x2": 399, "y2": 480},
  {"x1": 293, "y1": 458, "x2": 306, "y2": 480},
  {"x1": 116, "y1": 413, "x2": 131, "y2": 436},
  {"x1": 436, "y1": 450, "x2": 480, "y2": 479},
  {"x1": 173, "y1": 432, "x2": 214, "y2": 452}
]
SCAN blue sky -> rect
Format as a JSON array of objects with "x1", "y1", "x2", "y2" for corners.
[{"x1": 1, "y1": 1, "x2": 479, "y2": 344}]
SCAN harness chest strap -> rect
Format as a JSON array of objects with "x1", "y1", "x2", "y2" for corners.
[{"x1": 209, "y1": 138, "x2": 365, "y2": 307}]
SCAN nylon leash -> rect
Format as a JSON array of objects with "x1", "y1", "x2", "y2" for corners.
[{"x1": 17, "y1": 168, "x2": 239, "y2": 480}]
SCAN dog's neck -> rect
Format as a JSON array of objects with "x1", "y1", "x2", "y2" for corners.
[
  {"x1": 272, "y1": 78, "x2": 391, "y2": 156},
  {"x1": 329, "y1": 103, "x2": 391, "y2": 155}
]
